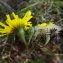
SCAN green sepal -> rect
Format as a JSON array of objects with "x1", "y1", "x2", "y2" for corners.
[
  {"x1": 45, "y1": 34, "x2": 50, "y2": 45},
  {"x1": 27, "y1": 27, "x2": 35, "y2": 43},
  {"x1": 17, "y1": 27, "x2": 26, "y2": 44}
]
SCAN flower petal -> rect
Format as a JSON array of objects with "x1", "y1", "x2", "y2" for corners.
[
  {"x1": 22, "y1": 10, "x2": 33, "y2": 22},
  {"x1": 0, "y1": 34, "x2": 7, "y2": 37},
  {"x1": 0, "y1": 22, "x2": 7, "y2": 27}
]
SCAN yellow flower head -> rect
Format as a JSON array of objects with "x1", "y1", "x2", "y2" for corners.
[
  {"x1": 0, "y1": 10, "x2": 33, "y2": 37},
  {"x1": 38, "y1": 23, "x2": 47, "y2": 26},
  {"x1": 38, "y1": 22, "x2": 54, "y2": 27},
  {"x1": 48, "y1": 22, "x2": 54, "y2": 26},
  {"x1": 37, "y1": 22, "x2": 61, "y2": 33}
]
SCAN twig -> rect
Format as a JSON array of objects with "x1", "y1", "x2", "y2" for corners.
[
  {"x1": 56, "y1": 18, "x2": 63, "y2": 24},
  {"x1": 1, "y1": 35, "x2": 9, "y2": 55},
  {"x1": 0, "y1": 35, "x2": 9, "y2": 47},
  {"x1": 44, "y1": 0, "x2": 54, "y2": 16},
  {"x1": 55, "y1": 54, "x2": 63, "y2": 56},
  {"x1": 17, "y1": 1, "x2": 28, "y2": 9},
  {"x1": 0, "y1": 0, "x2": 16, "y2": 13},
  {"x1": 47, "y1": 0, "x2": 54, "y2": 12}
]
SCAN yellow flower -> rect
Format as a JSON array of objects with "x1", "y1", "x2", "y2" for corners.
[
  {"x1": 37, "y1": 22, "x2": 54, "y2": 32},
  {"x1": 38, "y1": 23, "x2": 47, "y2": 26},
  {"x1": 38, "y1": 22, "x2": 54, "y2": 27},
  {"x1": 37, "y1": 22, "x2": 61, "y2": 33},
  {"x1": 0, "y1": 10, "x2": 33, "y2": 37},
  {"x1": 48, "y1": 22, "x2": 54, "y2": 26}
]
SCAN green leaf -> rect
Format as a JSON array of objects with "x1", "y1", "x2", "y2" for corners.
[
  {"x1": 28, "y1": 59, "x2": 46, "y2": 63},
  {"x1": 16, "y1": 2, "x2": 41, "y2": 15},
  {"x1": 17, "y1": 27, "x2": 26, "y2": 44},
  {"x1": 42, "y1": 47, "x2": 54, "y2": 56},
  {"x1": 45, "y1": 35, "x2": 50, "y2": 45},
  {"x1": 27, "y1": 27, "x2": 35, "y2": 43}
]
